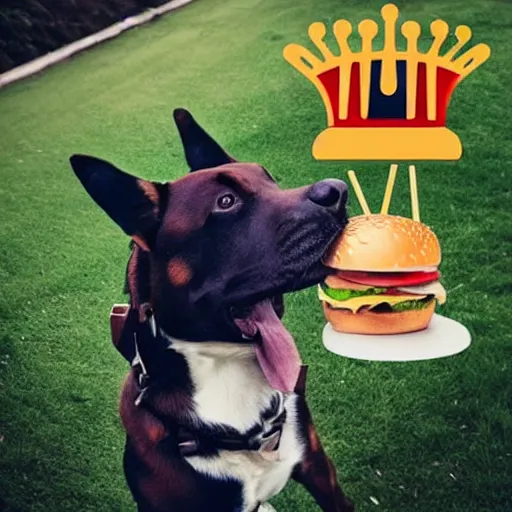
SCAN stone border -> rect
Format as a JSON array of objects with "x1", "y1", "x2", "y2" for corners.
[{"x1": 0, "y1": 0, "x2": 195, "y2": 89}]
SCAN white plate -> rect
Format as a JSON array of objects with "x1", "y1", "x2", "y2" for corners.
[{"x1": 322, "y1": 314, "x2": 471, "y2": 362}]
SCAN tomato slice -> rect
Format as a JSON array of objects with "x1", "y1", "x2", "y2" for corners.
[{"x1": 338, "y1": 270, "x2": 440, "y2": 287}]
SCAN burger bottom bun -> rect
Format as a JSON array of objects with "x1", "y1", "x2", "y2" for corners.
[{"x1": 322, "y1": 301, "x2": 436, "y2": 335}]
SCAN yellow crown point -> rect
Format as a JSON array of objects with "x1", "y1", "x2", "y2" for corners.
[
  {"x1": 381, "y1": 3, "x2": 399, "y2": 23},
  {"x1": 425, "y1": 20, "x2": 450, "y2": 120},
  {"x1": 308, "y1": 22, "x2": 334, "y2": 61},
  {"x1": 401, "y1": 20, "x2": 421, "y2": 47},
  {"x1": 444, "y1": 25, "x2": 472, "y2": 60},
  {"x1": 429, "y1": 19, "x2": 450, "y2": 53},
  {"x1": 451, "y1": 31, "x2": 491, "y2": 80},
  {"x1": 400, "y1": 21, "x2": 421, "y2": 119},
  {"x1": 358, "y1": 19, "x2": 379, "y2": 119},
  {"x1": 333, "y1": 19, "x2": 353, "y2": 55},
  {"x1": 358, "y1": 19, "x2": 379, "y2": 49},
  {"x1": 381, "y1": 3, "x2": 400, "y2": 96}
]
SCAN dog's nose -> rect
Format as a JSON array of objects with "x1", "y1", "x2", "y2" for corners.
[{"x1": 307, "y1": 179, "x2": 348, "y2": 213}]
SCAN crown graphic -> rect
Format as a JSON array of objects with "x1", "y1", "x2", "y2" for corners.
[{"x1": 283, "y1": 3, "x2": 491, "y2": 161}]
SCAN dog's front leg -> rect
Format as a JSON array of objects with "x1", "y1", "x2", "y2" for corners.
[{"x1": 292, "y1": 397, "x2": 354, "y2": 512}]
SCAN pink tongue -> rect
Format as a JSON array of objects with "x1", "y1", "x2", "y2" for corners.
[{"x1": 234, "y1": 299, "x2": 301, "y2": 393}]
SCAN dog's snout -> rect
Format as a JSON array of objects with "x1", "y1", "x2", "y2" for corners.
[{"x1": 307, "y1": 179, "x2": 348, "y2": 214}]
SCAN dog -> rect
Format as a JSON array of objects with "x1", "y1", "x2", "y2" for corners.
[{"x1": 69, "y1": 108, "x2": 353, "y2": 512}]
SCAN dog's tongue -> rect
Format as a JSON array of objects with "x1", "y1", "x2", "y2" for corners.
[{"x1": 234, "y1": 299, "x2": 301, "y2": 393}]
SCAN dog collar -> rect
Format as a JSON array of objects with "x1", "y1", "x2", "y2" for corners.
[
  {"x1": 109, "y1": 303, "x2": 165, "y2": 405},
  {"x1": 174, "y1": 392, "x2": 287, "y2": 458}
]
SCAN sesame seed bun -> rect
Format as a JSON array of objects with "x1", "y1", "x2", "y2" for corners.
[
  {"x1": 323, "y1": 301, "x2": 436, "y2": 335},
  {"x1": 323, "y1": 214, "x2": 441, "y2": 272}
]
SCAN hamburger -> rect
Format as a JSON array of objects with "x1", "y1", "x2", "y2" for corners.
[{"x1": 319, "y1": 214, "x2": 446, "y2": 335}]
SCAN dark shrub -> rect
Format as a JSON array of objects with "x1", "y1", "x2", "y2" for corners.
[{"x1": 0, "y1": 0, "x2": 172, "y2": 73}]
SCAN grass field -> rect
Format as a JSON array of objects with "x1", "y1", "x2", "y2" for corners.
[{"x1": 1, "y1": 0, "x2": 511, "y2": 510}]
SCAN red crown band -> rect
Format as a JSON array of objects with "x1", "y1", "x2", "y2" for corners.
[{"x1": 318, "y1": 63, "x2": 460, "y2": 128}]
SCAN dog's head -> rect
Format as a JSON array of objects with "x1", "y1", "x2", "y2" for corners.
[{"x1": 70, "y1": 109, "x2": 348, "y2": 345}]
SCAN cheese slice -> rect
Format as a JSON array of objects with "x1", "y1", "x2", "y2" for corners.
[
  {"x1": 396, "y1": 281, "x2": 446, "y2": 305},
  {"x1": 318, "y1": 286, "x2": 428, "y2": 313}
]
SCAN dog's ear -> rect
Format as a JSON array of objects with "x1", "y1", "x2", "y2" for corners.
[
  {"x1": 70, "y1": 155, "x2": 164, "y2": 251},
  {"x1": 173, "y1": 108, "x2": 236, "y2": 172}
]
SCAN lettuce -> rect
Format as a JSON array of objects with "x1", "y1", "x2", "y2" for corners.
[
  {"x1": 321, "y1": 283, "x2": 387, "y2": 302},
  {"x1": 390, "y1": 297, "x2": 435, "y2": 311}
]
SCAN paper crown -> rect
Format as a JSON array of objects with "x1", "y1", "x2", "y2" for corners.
[{"x1": 283, "y1": 4, "x2": 490, "y2": 161}]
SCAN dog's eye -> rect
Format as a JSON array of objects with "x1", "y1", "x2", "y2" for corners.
[{"x1": 217, "y1": 193, "x2": 236, "y2": 210}]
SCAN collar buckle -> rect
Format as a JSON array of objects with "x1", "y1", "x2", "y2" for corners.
[
  {"x1": 132, "y1": 326, "x2": 153, "y2": 407},
  {"x1": 134, "y1": 384, "x2": 150, "y2": 407}
]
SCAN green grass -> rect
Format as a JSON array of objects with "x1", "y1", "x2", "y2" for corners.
[{"x1": 1, "y1": 0, "x2": 511, "y2": 510}]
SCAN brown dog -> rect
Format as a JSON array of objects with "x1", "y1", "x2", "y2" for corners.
[{"x1": 70, "y1": 109, "x2": 354, "y2": 512}]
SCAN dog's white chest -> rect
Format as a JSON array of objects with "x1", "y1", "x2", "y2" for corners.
[{"x1": 170, "y1": 340, "x2": 305, "y2": 511}]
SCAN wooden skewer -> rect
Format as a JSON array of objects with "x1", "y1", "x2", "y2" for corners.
[
  {"x1": 380, "y1": 164, "x2": 398, "y2": 215},
  {"x1": 347, "y1": 170, "x2": 371, "y2": 216},
  {"x1": 409, "y1": 164, "x2": 420, "y2": 222}
]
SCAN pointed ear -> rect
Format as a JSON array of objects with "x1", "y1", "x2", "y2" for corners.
[
  {"x1": 70, "y1": 155, "x2": 165, "y2": 251},
  {"x1": 173, "y1": 108, "x2": 236, "y2": 172}
]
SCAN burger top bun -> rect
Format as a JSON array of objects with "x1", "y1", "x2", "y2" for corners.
[{"x1": 324, "y1": 214, "x2": 441, "y2": 272}]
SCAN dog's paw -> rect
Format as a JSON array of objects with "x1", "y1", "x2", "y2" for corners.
[{"x1": 258, "y1": 503, "x2": 277, "y2": 512}]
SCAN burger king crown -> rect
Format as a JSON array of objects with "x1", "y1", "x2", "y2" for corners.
[{"x1": 283, "y1": 3, "x2": 491, "y2": 161}]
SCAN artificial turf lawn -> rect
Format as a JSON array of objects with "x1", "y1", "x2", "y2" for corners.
[{"x1": 0, "y1": 0, "x2": 511, "y2": 510}]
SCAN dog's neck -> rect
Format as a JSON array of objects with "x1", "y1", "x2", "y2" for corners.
[
  {"x1": 161, "y1": 333, "x2": 256, "y2": 360},
  {"x1": 163, "y1": 334, "x2": 277, "y2": 432}
]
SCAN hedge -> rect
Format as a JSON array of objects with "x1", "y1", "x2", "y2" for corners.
[{"x1": 0, "y1": 0, "x2": 171, "y2": 73}]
